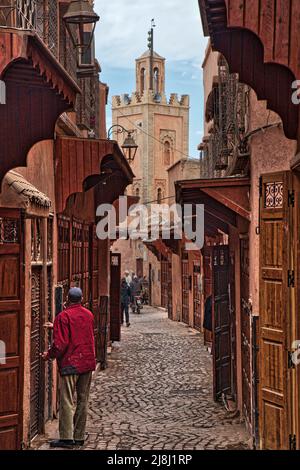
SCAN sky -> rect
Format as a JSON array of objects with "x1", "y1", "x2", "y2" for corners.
[{"x1": 94, "y1": 0, "x2": 208, "y2": 157}]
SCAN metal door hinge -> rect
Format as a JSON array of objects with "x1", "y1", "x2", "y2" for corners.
[
  {"x1": 289, "y1": 434, "x2": 297, "y2": 450},
  {"x1": 288, "y1": 190, "x2": 295, "y2": 208},
  {"x1": 259, "y1": 176, "x2": 263, "y2": 197},
  {"x1": 288, "y1": 270, "x2": 295, "y2": 288},
  {"x1": 288, "y1": 351, "x2": 296, "y2": 369}
]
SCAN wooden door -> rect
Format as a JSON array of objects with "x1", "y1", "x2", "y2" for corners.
[
  {"x1": 181, "y1": 252, "x2": 189, "y2": 324},
  {"x1": 161, "y1": 258, "x2": 168, "y2": 310},
  {"x1": 148, "y1": 264, "x2": 152, "y2": 305},
  {"x1": 0, "y1": 209, "x2": 24, "y2": 450},
  {"x1": 212, "y1": 245, "x2": 231, "y2": 401},
  {"x1": 136, "y1": 258, "x2": 143, "y2": 278},
  {"x1": 203, "y1": 246, "x2": 213, "y2": 346},
  {"x1": 259, "y1": 172, "x2": 293, "y2": 450},
  {"x1": 90, "y1": 226, "x2": 100, "y2": 361},
  {"x1": 57, "y1": 215, "x2": 70, "y2": 301},
  {"x1": 98, "y1": 296, "x2": 109, "y2": 370},
  {"x1": 240, "y1": 236, "x2": 252, "y2": 429},
  {"x1": 82, "y1": 223, "x2": 90, "y2": 309},
  {"x1": 110, "y1": 253, "x2": 121, "y2": 342},
  {"x1": 229, "y1": 251, "x2": 237, "y2": 402},
  {"x1": 30, "y1": 266, "x2": 45, "y2": 439},
  {"x1": 193, "y1": 261, "x2": 202, "y2": 331},
  {"x1": 168, "y1": 259, "x2": 172, "y2": 319},
  {"x1": 71, "y1": 218, "x2": 83, "y2": 289}
]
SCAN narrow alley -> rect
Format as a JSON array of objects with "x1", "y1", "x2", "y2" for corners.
[{"x1": 36, "y1": 307, "x2": 249, "y2": 451}]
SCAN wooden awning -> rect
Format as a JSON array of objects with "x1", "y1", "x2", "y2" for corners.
[
  {"x1": 199, "y1": 0, "x2": 300, "y2": 143},
  {"x1": 144, "y1": 238, "x2": 171, "y2": 261},
  {"x1": 176, "y1": 176, "x2": 251, "y2": 235},
  {"x1": 1, "y1": 170, "x2": 51, "y2": 217},
  {"x1": 55, "y1": 136, "x2": 134, "y2": 213},
  {"x1": 0, "y1": 29, "x2": 80, "y2": 186}
]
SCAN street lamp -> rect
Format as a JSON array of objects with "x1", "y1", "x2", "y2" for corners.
[
  {"x1": 63, "y1": 1, "x2": 100, "y2": 53},
  {"x1": 108, "y1": 125, "x2": 138, "y2": 164}
]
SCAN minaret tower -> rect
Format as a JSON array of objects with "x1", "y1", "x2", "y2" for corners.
[{"x1": 112, "y1": 24, "x2": 189, "y2": 203}]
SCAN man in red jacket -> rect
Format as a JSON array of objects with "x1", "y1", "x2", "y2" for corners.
[{"x1": 42, "y1": 287, "x2": 96, "y2": 449}]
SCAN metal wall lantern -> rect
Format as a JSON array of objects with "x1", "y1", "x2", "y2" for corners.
[
  {"x1": 108, "y1": 125, "x2": 138, "y2": 164},
  {"x1": 63, "y1": 0, "x2": 100, "y2": 52}
]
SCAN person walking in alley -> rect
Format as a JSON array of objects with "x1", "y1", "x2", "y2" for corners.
[
  {"x1": 121, "y1": 277, "x2": 131, "y2": 327},
  {"x1": 42, "y1": 287, "x2": 96, "y2": 449},
  {"x1": 124, "y1": 270, "x2": 132, "y2": 286}
]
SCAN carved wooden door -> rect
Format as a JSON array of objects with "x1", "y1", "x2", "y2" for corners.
[
  {"x1": 212, "y1": 245, "x2": 231, "y2": 401},
  {"x1": 259, "y1": 172, "x2": 294, "y2": 449},
  {"x1": 0, "y1": 209, "x2": 24, "y2": 450},
  {"x1": 30, "y1": 266, "x2": 44, "y2": 439},
  {"x1": 57, "y1": 215, "x2": 71, "y2": 301},
  {"x1": 71, "y1": 218, "x2": 83, "y2": 289},
  {"x1": 240, "y1": 236, "x2": 252, "y2": 429}
]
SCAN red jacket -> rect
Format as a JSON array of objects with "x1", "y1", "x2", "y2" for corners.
[{"x1": 48, "y1": 304, "x2": 96, "y2": 376}]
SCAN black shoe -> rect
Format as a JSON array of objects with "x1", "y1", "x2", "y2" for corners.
[
  {"x1": 49, "y1": 439, "x2": 75, "y2": 449},
  {"x1": 126, "y1": 322, "x2": 130, "y2": 327},
  {"x1": 74, "y1": 440, "x2": 85, "y2": 447}
]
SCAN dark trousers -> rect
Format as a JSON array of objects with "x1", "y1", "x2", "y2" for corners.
[{"x1": 121, "y1": 303, "x2": 129, "y2": 324}]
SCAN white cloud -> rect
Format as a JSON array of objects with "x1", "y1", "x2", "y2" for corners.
[{"x1": 94, "y1": 0, "x2": 208, "y2": 69}]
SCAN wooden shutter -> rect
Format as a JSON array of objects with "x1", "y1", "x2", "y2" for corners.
[
  {"x1": 168, "y1": 259, "x2": 172, "y2": 320},
  {"x1": 161, "y1": 258, "x2": 168, "y2": 310},
  {"x1": 0, "y1": 209, "x2": 24, "y2": 449},
  {"x1": 259, "y1": 171, "x2": 293, "y2": 449},
  {"x1": 193, "y1": 261, "x2": 202, "y2": 331},
  {"x1": 110, "y1": 253, "x2": 121, "y2": 342},
  {"x1": 212, "y1": 245, "x2": 231, "y2": 401},
  {"x1": 181, "y1": 252, "x2": 189, "y2": 324}
]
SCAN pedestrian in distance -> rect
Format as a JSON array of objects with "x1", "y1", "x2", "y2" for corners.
[
  {"x1": 41, "y1": 287, "x2": 96, "y2": 449},
  {"x1": 124, "y1": 270, "x2": 132, "y2": 286},
  {"x1": 121, "y1": 277, "x2": 131, "y2": 327}
]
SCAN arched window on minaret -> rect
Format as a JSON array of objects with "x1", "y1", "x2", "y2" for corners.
[
  {"x1": 154, "y1": 67, "x2": 159, "y2": 95},
  {"x1": 157, "y1": 188, "x2": 162, "y2": 204},
  {"x1": 135, "y1": 187, "x2": 140, "y2": 198},
  {"x1": 163, "y1": 140, "x2": 171, "y2": 166},
  {"x1": 140, "y1": 68, "x2": 145, "y2": 94}
]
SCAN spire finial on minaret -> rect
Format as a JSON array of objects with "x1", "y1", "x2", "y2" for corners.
[{"x1": 148, "y1": 19, "x2": 156, "y2": 90}]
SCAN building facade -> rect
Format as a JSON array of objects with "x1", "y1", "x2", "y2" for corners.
[
  {"x1": 0, "y1": 0, "x2": 133, "y2": 450},
  {"x1": 111, "y1": 42, "x2": 189, "y2": 299},
  {"x1": 183, "y1": 0, "x2": 300, "y2": 450}
]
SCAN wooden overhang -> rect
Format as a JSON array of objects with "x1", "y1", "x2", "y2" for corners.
[
  {"x1": 0, "y1": 29, "x2": 80, "y2": 186},
  {"x1": 55, "y1": 136, "x2": 134, "y2": 213},
  {"x1": 199, "y1": 0, "x2": 300, "y2": 144},
  {"x1": 144, "y1": 238, "x2": 171, "y2": 261},
  {"x1": 175, "y1": 176, "x2": 251, "y2": 236}
]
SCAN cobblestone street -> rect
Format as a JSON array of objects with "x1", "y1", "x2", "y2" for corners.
[{"x1": 36, "y1": 307, "x2": 250, "y2": 451}]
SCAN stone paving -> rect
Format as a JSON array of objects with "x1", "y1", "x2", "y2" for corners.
[{"x1": 35, "y1": 307, "x2": 250, "y2": 451}]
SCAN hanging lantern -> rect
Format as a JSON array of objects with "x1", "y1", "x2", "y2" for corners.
[
  {"x1": 63, "y1": 1, "x2": 100, "y2": 52},
  {"x1": 122, "y1": 132, "x2": 138, "y2": 163}
]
